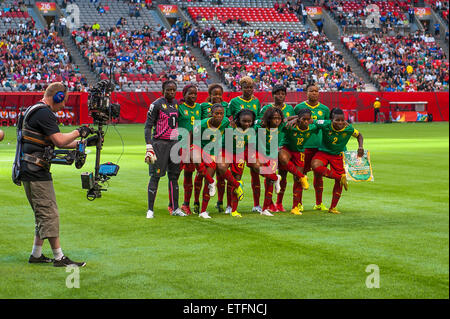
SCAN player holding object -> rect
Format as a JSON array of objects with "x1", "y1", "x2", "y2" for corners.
[
  {"x1": 145, "y1": 80, "x2": 186, "y2": 218},
  {"x1": 294, "y1": 83, "x2": 330, "y2": 212},
  {"x1": 311, "y1": 108, "x2": 364, "y2": 214},
  {"x1": 228, "y1": 76, "x2": 262, "y2": 214},
  {"x1": 18, "y1": 82, "x2": 89, "y2": 267}
]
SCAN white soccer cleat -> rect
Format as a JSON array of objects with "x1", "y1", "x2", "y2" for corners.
[
  {"x1": 146, "y1": 210, "x2": 154, "y2": 219},
  {"x1": 171, "y1": 208, "x2": 187, "y2": 217},
  {"x1": 225, "y1": 206, "x2": 232, "y2": 215},
  {"x1": 199, "y1": 211, "x2": 212, "y2": 219},
  {"x1": 274, "y1": 174, "x2": 282, "y2": 194},
  {"x1": 252, "y1": 206, "x2": 263, "y2": 213},
  {"x1": 261, "y1": 209, "x2": 274, "y2": 217},
  {"x1": 208, "y1": 180, "x2": 217, "y2": 197}
]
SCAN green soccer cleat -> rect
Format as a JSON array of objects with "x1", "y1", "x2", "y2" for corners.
[
  {"x1": 231, "y1": 211, "x2": 242, "y2": 218},
  {"x1": 328, "y1": 207, "x2": 342, "y2": 214},
  {"x1": 290, "y1": 203, "x2": 304, "y2": 215},
  {"x1": 313, "y1": 203, "x2": 328, "y2": 211}
]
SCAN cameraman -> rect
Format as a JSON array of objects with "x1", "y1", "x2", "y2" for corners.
[{"x1": 20, "y1": 82, "x2": 91, "y2": 267}]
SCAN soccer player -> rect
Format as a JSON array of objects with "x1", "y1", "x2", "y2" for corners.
[
  {"x1": 145, "y1": 80, "x2": 186, "y2": 218},
  {"x1": 199, "y1": 83, "x2": 230, "y2": 214},
  {"x1": 311, "y1": 108, "x2": 364, "y2": 214},
  {"x1": 177, "y1": 84, "x2": 202, "y2": 216},
  {"x1": 280, "y1": 108, "x2": 319, "y2": 215},
  {"x1": 192, "y1": 104, "x2": 243, "y2": 218},
  {"x1": 228, "y1": 76, "x2": 262, "y2": 214},
  {"x1": 294, "y1": 83, "x2": 331, "y2": 212},
  {"x1": 258, "y1": 84, "x2": 295, "y2": 212},
  {"x1": 255, "y1": 107, "x2": 285, "y2": 216}
]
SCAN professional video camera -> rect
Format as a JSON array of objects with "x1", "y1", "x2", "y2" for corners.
[
  {"x1": 88, "y1": 79, "x2": 121, "y2": 124},
  {"x1": 81, "y1": 80, "x2": 121, "y2": 201}
]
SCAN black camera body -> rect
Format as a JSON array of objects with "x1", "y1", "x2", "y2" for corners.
[{"x1": 88, "y1": 80, "x2": 120, "y2": 124}]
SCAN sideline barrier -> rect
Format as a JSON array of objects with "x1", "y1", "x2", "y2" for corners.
[{"x1": 0, "y1": 92, "x2": 448, "y2": 125}]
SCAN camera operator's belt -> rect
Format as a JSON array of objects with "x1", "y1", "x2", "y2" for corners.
[
  {"x1": 22, "y1": 128, "x2": 51, "y2": 147},
  {"x1": 22, "y1": 153, "x2": 50, "y2": 170}
]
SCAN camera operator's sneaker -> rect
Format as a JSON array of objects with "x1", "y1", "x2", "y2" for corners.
[
  {"x1": 146, "y1": 210, "x2": 154, "y2": 219},
  {"x1": 171, "y1": 208, "x2": 187, "y2": 217},
  {"x1": 199, "y1": 211, "x2": 212, "y2": 219},
  {"x1": 54, "y1": 256, "x2": 86, "y2": 267},
  {"x1": 208, "y1": 180, "x2": 216, "y2": 197},
  {"x1": 28, "y1": 254, "x2": 54, "y2": 264}
]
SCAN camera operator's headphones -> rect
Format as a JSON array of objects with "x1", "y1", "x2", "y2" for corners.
[{"x1": 53, "y1": 84, "x2": 68, "y2": 104}]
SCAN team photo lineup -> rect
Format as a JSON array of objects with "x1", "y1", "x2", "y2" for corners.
[
  {"x1": 144, "y1": 78, "x2": 364, "y2": 220},
  {"x1": 0, "y1": 0, "x2": 448, "y2": 301}
]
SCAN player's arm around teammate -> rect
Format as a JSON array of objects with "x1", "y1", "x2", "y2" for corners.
[{"x1": 310, "y1": 108, "x2": 364, "y2": 215}]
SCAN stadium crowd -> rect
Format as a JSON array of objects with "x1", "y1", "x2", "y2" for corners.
[
  {"x1": 343, "y1": 31, "x2": 449, "y2": 91},
  {"x1": 0, "y1": 27, "x2": 89, "y2": 92},
  {"x1": 196, "y1": 27, "x2": 365, "y2": 92},
  {"x1": 72, "y1": 21, "x2": 209, "y2": 88}
]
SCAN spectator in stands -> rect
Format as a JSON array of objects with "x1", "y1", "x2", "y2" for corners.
[{"x1": 317, "y1": 18, "x2": 324, "y2": 33}]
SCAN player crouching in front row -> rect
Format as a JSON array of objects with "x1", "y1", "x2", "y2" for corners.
[{"x1": 311, "y1": 108, "x2": 364, "y2": 214}]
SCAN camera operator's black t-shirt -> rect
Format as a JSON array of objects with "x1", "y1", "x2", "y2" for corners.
[{"x1": 20, "y1": 105, "x2": 60, "y2": 182}]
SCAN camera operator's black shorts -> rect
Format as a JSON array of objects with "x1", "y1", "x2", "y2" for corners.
[{"x1": 149, "y1": 139, "x2": 181, "y2": 178}]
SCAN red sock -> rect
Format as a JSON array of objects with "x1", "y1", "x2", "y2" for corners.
[
  {"x1": 330, "y1": 180, "x2": 342, "y2": 209},
  {"x1": 284, "y1": 161, "x2": 305, "y2": 178},
  {"x1": 194, "y1": 173, "x2": 203, "y2": 204},
  {"x1": 217, "y1": 174, "x2": 225, "y2": 202},
  {"x1": 313, "y1": 165, "x2": 341, "y2": 180},
  {"x1": 183, "y1": 171, "x2": 193, "y2": 205},
  {"x1": 197, "y1": 164, "x2": 215, "y2": 184},
  {"x1": 201, "y1": 184, "x2": 211, "y2": 212},
  {"x1": 250, "y1": 169, "x2": 260, "y2": 207},
  {"x1": 226, "y1": 182, "x2": 233, "y2": 207},
  {"x1": 292, "y1": 179, "x2": 303, "y2": 208},
  {"x1": 263, "y1": 178, "x2": 274, "y2": 210},
  {"x1": 314, "y1": 173, "x2": 324, "y2": 205},
  {"x1": 223, "y1": 170, "x2": 240, "y2": 188},
  {"x1": 276, "y1": 172, "x2": 287, "y2": 204}
]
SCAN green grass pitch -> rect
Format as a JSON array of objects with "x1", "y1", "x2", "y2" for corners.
[{"x1": 0, "y1": 122, "x2": 448, "y2": 299}]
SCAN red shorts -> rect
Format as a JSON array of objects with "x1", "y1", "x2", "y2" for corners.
[
  {"x1": 191, "y1": 144, "x2": 217, "y2": 170},
  {"x1": 281, "y1": 146, "x2": 305, "y2": 168},
  {"x1": 180, "y1": 147, "x2": 196, "y2": 172},
  {"x1": 312, "y1": 151, "x2": 345, "y2": 175},
  {"x1": 303, "y1": 148, "x2": 319, "y2": 173}
]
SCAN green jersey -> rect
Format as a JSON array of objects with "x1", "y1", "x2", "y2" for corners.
[
  {"x1": 315, "y1": 120, "x2": 360, "y2": 155},
  {"x1": 227, "y1": 126, "x2": 256, "y2": 155},
  {"x1": 229, "y1": 96, "x2": 261, "y2": 118},
  {"x1": 259, "y1": 103, "x2": 295, "y2": 121},
  {"x1": 193, "y1": 117, "x2": 230, "y2": 156},
  {"x1": 254, "y1": 123, "x2": 284, "y2": 157},
  {"x1": 282, "y1": 124, "x2": 319, "y2": 152},
  {"x1": 200, "y1": 101, "x2": 230, "y2": 119},
  {"x1": 294, "y1": 101, "x2": 330, "y2": 148},
  {"x1": 178, "y1": 102, "x2": 202, "y2": 131}
]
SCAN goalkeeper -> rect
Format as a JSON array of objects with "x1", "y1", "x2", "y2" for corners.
[{"x1": 144, "y1": 80, "x2": 186, "y2": 218}]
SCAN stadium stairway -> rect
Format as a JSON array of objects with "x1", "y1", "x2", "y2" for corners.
[
  {"x1": 62, "y1": 35, "x2": 99, "y2": 87},
  {"x1": 27, "y1": 7, "x2": 45, "y2": 29},
  {"x1": 320, "y1": 8, "x2": 378, "y2": 91}
]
